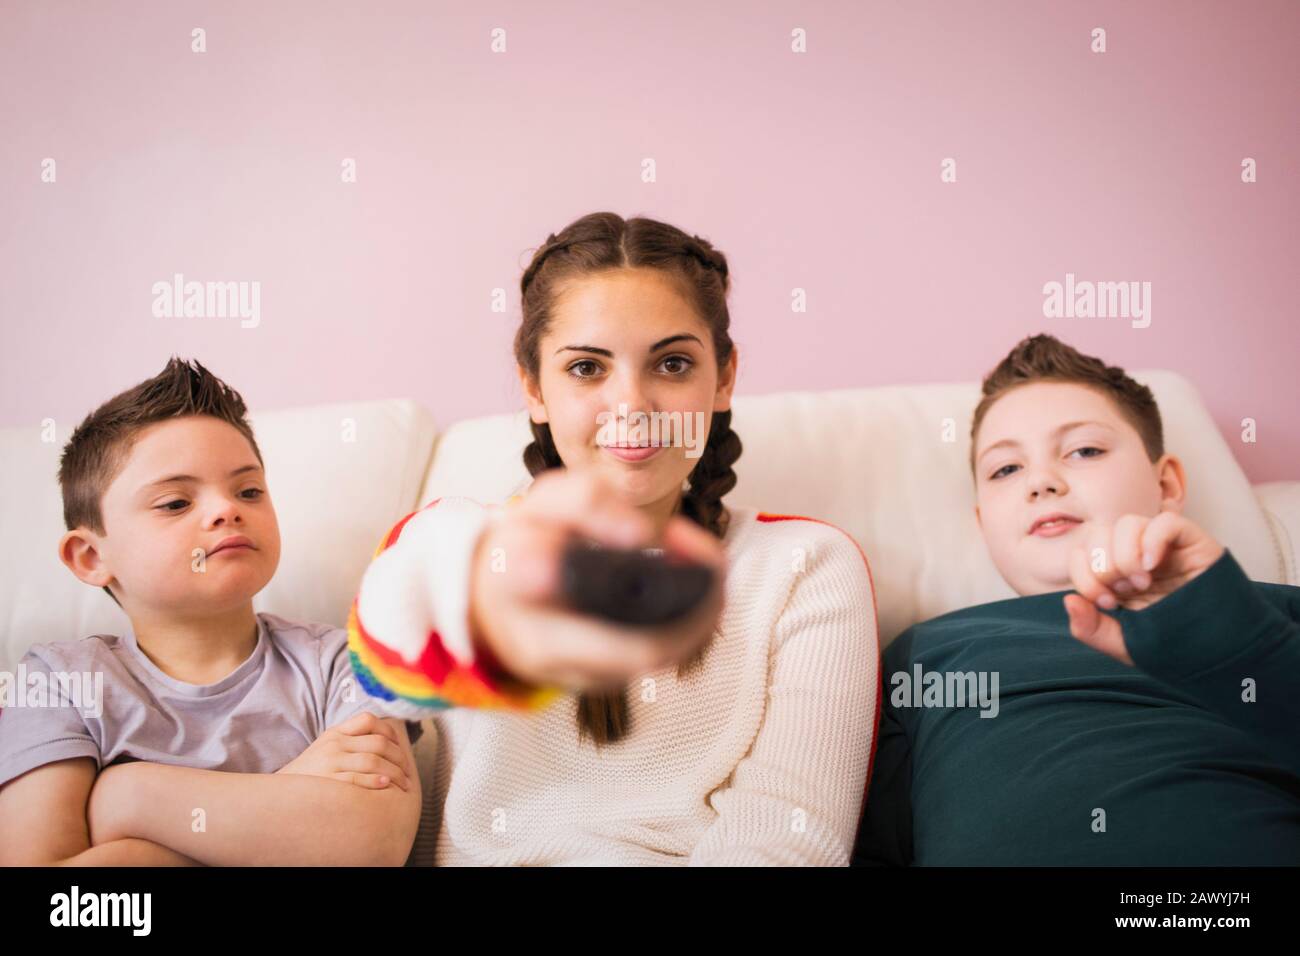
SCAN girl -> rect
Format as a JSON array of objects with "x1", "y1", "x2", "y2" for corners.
[{"x1": 348, "y1": 212, "x2": 880, "y2": 865}]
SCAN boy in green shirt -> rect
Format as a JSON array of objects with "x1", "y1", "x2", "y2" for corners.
[{"x1": 854, "y1": 334, "x2": 1299, "y2": 865}]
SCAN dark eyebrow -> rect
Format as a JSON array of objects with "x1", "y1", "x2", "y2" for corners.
[
  {"x1": 976, "y1": 420, "x2": 1115, "y2": 466},
  {"x1": 141, "y1": 464, "x2": 263, "y2": 491},
  {"x1": 554, "y1": 333, "x2": 703, "y2": 358}
]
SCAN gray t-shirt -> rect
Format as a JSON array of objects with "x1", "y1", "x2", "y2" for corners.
[{"x1": 0, "y1": 611, "x2": 422, "y2": 789}]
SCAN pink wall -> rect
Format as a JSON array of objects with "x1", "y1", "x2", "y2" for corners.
[{"x1": 2, "y1": 0, "x2": 1296, "y2": 480}]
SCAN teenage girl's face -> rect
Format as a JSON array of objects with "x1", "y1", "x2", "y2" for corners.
[{"x1": 520, "y1": 268, "x2": 737, "y2": 511}]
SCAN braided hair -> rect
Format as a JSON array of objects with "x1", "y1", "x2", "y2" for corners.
[{"x1": 514, "y1": 212, "x2": 743, "y2": 745}]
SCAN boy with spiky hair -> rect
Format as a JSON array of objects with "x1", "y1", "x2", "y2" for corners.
[
  {"x1": 0, "y1": 358, "x2": 422, "y2": 866},
  {"x1": 855, "y1": 335, "x2": 1300, "y2": 865}
]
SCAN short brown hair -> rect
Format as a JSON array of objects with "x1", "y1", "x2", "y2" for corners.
[
  {"x1": 59, "y1": 357, "x2": 262, "y2": 603},
  {"x1": 970, "y1": 334, "x2": 1164, "y2": 473}
]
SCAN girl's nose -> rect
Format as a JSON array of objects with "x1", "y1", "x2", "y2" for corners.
[{"x1": 607, "y1": 376, "x2": 653, "y2": 421}]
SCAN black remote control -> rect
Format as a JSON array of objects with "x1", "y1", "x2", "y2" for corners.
[{"x1": 559, "y1": 538, "x2": 716, "y2": 628}]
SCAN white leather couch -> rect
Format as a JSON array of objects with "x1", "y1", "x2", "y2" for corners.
[{"x1": 2, "y1": 371, "x2": 1297, "y2": 858}]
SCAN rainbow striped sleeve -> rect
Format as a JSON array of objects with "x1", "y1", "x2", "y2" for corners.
[{"x1": 346, "y1": 496, "x2": 563, "y2": 715}]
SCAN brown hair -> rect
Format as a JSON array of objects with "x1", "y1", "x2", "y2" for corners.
[
  {"x1": 514, "y1": 212, "x2": 743, "y2": 746},
  {"x1": 969, "y1": 334, "x2": 1164, "y2": 474},
  {"x1": 58, "y1": 356, "x2": 263, "y2": 605}
]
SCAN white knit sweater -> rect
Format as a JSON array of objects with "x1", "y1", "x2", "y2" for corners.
[{"x1": 354, "y1": 497, "x2": 880, "y2": 866}]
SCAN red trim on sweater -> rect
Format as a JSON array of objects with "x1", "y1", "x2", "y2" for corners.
[
  {"x1": 381, "y1": 496, "x2": 444, "y2": 550},
  {"x1": 363, "y1": 496, "x2": 505, "y2": 689}
]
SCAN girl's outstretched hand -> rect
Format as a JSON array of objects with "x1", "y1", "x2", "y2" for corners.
[{"x1": 468, "y1": 469, "x2": 728, "y2": 692}]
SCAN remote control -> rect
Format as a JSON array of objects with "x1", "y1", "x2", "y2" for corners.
[{"x1": 559, "y1": 537, "x2": 716, "y2": 628}]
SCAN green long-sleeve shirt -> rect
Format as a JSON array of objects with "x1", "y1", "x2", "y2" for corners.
[{"x1": 854, "y1": 549, "x2": 1300, "y2": 865}]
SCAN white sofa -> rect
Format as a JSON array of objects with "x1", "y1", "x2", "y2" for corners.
[{"x1": 2, "y1": 371, "x2": 1297, "y2": 859}]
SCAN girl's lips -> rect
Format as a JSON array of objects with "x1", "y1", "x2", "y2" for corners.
[{"x1": 601, "y1": 444, "x2": 663, "y2": 462}]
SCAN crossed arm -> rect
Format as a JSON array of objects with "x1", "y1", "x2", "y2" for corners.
[{"x1": 0, "y1": 713, "x2": 422, "y2": 867}]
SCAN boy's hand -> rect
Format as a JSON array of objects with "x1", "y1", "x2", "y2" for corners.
[
  {"x1": 1064, "y1": 511, "x2": 1224, "y2": 665},
  {"x1": 276, "y1": 711, "x2": 414, "y2": 791}
]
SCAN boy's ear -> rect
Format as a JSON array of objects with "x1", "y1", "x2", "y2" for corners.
[
  {"x1": 58, "y1": 529, "x2": 114, "y2": 590},
  {"x1": 516, "y1": 364, "x2": 548, "y2": 425},
  {"x1": 1155, "y1": 453, "x2": 1187, "y2": 513}
]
